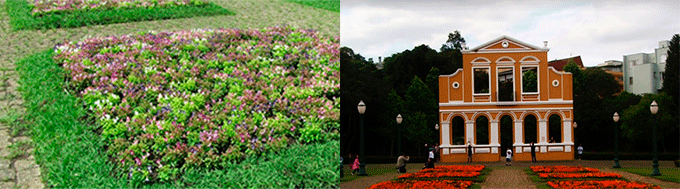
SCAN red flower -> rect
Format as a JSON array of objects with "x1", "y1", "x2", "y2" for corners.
[
  {"x1": 547, "y1": 180, "x2": 660, "y2": 189},
  {"x1": 530, "y1": 166, "x2": 599, "y2": 173},
  {"x1": 368, "y1": 180, "x2": 473, "y2": 189},
  {"x1": 538, "y1": 172, "x2": 621, "y2": 179},
  {"x1": 398, "y1": 171, "x2": 481, "y2": 179}
]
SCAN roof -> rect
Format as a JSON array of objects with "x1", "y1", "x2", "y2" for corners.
[
  {"x1": 548, "y1": 56, "x2": 584, "y2": 71},
  {"x1": 462, "y1": 36, "x2": 549, "y2": 54}
]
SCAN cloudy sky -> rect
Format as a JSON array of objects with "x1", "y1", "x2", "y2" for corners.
[{"x1": 340, "y1": 1, "x2": 680, "y2": 67}]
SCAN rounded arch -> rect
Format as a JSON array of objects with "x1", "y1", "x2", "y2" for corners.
[
  {"x1": 495, "y1": 56, "x2": 516, "y2": 64},
  {"x1": 519, "y1": 110, "x2": 540, "y2": 121},
  {"x1": 520, "y1": 56, "x2": 540, "y2": 63},
  {"x1": 450, "y1": 116, "x2": 466, "y2": 145},
  {"x1": 547, "y1": 114, "x2": 563, "y2": 143},
  {"x1": 474, "y1": 114, "x2": 490, "y2": 145},
  {"x1": 523, "y1": 112, "x2": 539, "y2": 144},
  {"x1": 495, "y1": 111, "x2": 518, "y2": 121},
  {"x1": 446, "y1": 112, "x2": 469, "y2": 123},
  {"x1": 471, "y1": 57, "x2": 491, "y2": 64},
  {"x1": 472, "y1": 111, "x2": 493, "y2": 122},
  {"x1": 543, "y1": 110, "x2": 566, "y2": 120}
]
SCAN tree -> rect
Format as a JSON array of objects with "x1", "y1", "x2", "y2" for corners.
[
  {"x1": 662, "y1": 34, "x2": 679, "y2": 107},
  {"x1": 522, "y1": 69, "x2": 537, "y2": 92},
  {"x1": 425, "y1": 67, "x2": 440, "y2": 98},
  {"x1": 621, "y1": 93, "x2": 678, "y2": 152},
  {"x1": 385, "y1": 90, "x2": 405, "y2": 156},
  {"x1": 404, "y1": 76, "x2": 438, "y2": 151},
  {"x1": 440, "y1": 31, "x2": 466, "y2": 52}
]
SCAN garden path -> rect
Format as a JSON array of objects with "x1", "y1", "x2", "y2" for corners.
[{"x1": 479, "y1": 166, "x2": 536, "y2": 189}]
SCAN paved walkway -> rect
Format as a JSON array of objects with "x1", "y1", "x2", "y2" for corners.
[{"x1": 340, "y1": 160, "x2": 680, "y2": 189}]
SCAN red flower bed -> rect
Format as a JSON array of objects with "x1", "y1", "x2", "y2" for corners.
[
  {"x1": 547, "y1": 180, "x2": 660, "y2": 189},
  {"x1": 530, "y1": 166, "x2": 600, "y2": 173},
  {"x1": 398, "y1": 171, "x2": 481, "y2": 179},
  {"x1": 368, "y1": 180, "x2": 474, "y2": 189},
  {"x1": 538, "y1": 172, "x2": 622, "y2": 179}
]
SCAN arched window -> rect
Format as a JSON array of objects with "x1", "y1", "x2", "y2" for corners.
[
  {"x1": 524, "y1": 114, "x2": 537, "y2": 143},
  {"x1": 499, "y1": 115, "x2": 514, "y2": 153},
  {"x1": 476, "y1": 116, "x2": 489, "y2": 144},
  {"x1": 548, "y1": 114, "x2": 562, "y2": 143},
  {"x1": 451, "y1": 116, "x2": 465, "y2": 145}
]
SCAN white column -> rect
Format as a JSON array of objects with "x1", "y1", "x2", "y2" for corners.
[
  {"x1": 466, "y1": 121, "x2": 475, "y2": 144},
  {"x1": 514, "y1": 120, "x2": 523, "y2": 153},
  {"x1": 490, "y1": 120, "x2": 499, "y2": 154},
  {"x1": 563, "y1": 120, "x2": 572, "y2": 144},
  {"x1": 539, "y1": 119, "x2": 548, "y2": 153},
  {"x1": 441, "y1": 122, "x2": 451, "y2": 146}
]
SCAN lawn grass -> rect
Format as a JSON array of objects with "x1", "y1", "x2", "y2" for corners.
[
  {"x1": 284, "y1": 0, "x2": 339, "y2": 12},
  {"x1": 6, "y1": 0, "x2": 233, "y2": 30},
  {"x1": 340, "y1": 164, "x2": 397, "y2": 182},
  {"x1": 620, "y1": 167, "x2": 680, "y2": 183},
  {"x1": 16, "y1": 50, "x2": 340, "y2": 188}
]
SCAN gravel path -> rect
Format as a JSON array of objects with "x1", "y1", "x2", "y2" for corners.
[{"x1": 480, "y1": 166, "x2": 536, "y2": 189}]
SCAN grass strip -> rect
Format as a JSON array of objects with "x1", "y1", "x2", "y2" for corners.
[
  {"x1": 17, "y1": 50, "x2": 340, "y2": 188},
  {"x1": 620, "y1": 167, "x2": 680, "y2": 183},
  {"x1": 6, "y1": 0, "x2": 233, "y2": 30},
  {"x1": 284, "y1": 0, "x2": 339, "y2": 12}
]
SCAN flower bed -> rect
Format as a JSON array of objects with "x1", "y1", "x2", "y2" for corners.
[
  {"x1": 531, "y1": 166, "x2": 599, "y2": 173},
  {"x1": 54, "y1": 26, "x2": 339, "y2": 183},
  {"x1": 32, "y1": 0, "x2": 207, "y2": 16},
  {"x1": 427, "y1": 165, "x2": 485, "y2": 172},
  {"x1": 368, "y1": 180, "x2": 473, "y2": 189},
  {"x1": 547, "y1": 180, "x2": 661, "y2": 189},
  {"x1": 538, "y1": 172, "x2": 622, "y2": 179}
]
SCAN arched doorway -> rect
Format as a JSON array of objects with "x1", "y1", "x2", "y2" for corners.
[
  {"x1": 451, "y1": 116, "x2": 465, "y2": 145},
  {"x1": 548, "y1": 114, "x2": 562, "y2": 143},
  {"x1": 524, "y1": 114, "x2": 538, "y2": 144},
  {"x1": 499, "y1": 115, "x2": 513, "y2": 156},
  {"x1": 476, "y1": 116, "x2": 489, "y2": 145}
]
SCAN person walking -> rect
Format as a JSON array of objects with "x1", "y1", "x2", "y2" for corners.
[
  {"x1": 428, "y1": 149, "x2": 435, "y2": 160},
  {"x1": 434, "y1": 143, "x2": 440, "y2": 162},
  {"x1": 577, "y1": 144, "x2": 584, "y2": 160},
  {"x1": 467, "y1": 141, "x2": 473, "y2": 163},
  {"x1": 530, "y1": 142, "x2": 537, "y2": 162},
  {"x1": 340, "y1": 155, "x2": 344, "y2": 178},
  {"x1": 396, "y1": 153, "x2": 410, "y2": 173},
  {"x1": 506, "y1": 148, "x2": 513, "y2": 166},
  {"x1": 351, "y1": 154, "x2": 360, "y2": 175}
]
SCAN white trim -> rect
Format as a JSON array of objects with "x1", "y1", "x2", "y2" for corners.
[
  {"x1": 520, "y1": 56, "x2": 541, "y2": 64},
  {"x1": 495, "y1": 56, "x2": 516, "y2": 64},
  {"x1": 465, "y1": 36, "x2": 548, "y2": 52},
  {"x1": 471, "y1": 57, "x2": 491, "y2": 65},
  {"x1": 453, "y1": 82, "x2": 460, "y2": 89},
  {"x1": 443, "y1": 148, "x2": 450, "y2": 155},
  {"x1": 548, "y1": 146, "x2": 564, "y2": 152},
  {"x1": 472, "y1": 66, "x2": 491, "y2": 95},
  {"x1": 463, "y1": 49, "x2": 549, "y2": 54},
  {"x1": 451, "y1": 148, "x2": 466, "y2": 154},
  {"x1": 552, "y1": 80, "x2": 559, "y2": 87},
  {"x1": 439, "y1": 100, "x2": 573, "y2": 106},
  {"x1": 445, "y1": 112, "x2": 469, "y2": 122},
  {"x1": 475, "y1": 148, "x2": 491, "y2": 153},
  {"x1": 439, "y1": 68, "x2": 463, "y2": 77},
  {"x1": 520, "y1": 65, "x2": 540, "y2": 95}
]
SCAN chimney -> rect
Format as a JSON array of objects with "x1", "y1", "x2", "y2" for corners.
[
  {"x1": 543, "y1": 41, "x2": 548, "y2": 48},
  {"x1": 379, "y1": 56, "x2": 382, "y2": 63}
]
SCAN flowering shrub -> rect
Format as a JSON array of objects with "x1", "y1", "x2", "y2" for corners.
[
  {"x1": 530, "y1": 166, "x2": 599, "y2": 173},
  {"x1": 547, "y1": 180, "x2": 660, "y2": 189},
  {"x1": 427, "y1": 165, "x2": 485, "y2": 172},
  {"x1": 54, "y1": 26, "x2": 339, "y2": 183},
  {"x1": 398, "y1": 171, "x2": 480, "y2": 179},
  {"x1": 538, "y1": 172, "x2": 622, "y2": 179},
  {"x1": 32, "y1": 0, "x2": 207, "y2": 16},
  {"x1": 368, "y1": 180, "x2": 473, "y2": 189}
]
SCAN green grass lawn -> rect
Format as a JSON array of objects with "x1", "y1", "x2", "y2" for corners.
[
  {"x1": 1, "y1": 0, "x2": 339, "y2": 187},
  {"x1": 6, "y1": 0, "x2": 233, "y2": 30},
  {"x1": 340, "y1": 164, "x2": 397, "y2": 182},
  {"x1": 284, "y1": 0, "x2": 340, "y2": 12},
  {"x1": 620, "y1": 167, "x2": 680, "y2": 183}
]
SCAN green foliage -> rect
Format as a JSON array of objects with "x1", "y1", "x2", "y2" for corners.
[
  {"x1": 6, "y1": 0, "x2": 233, "y2": 30},
  {"x1": 662, "y1": 34, "x2": 680, "y2": 109},
  {"x1": 403, "y1": 112, "x2": 432, "y2": 146},
  {"x1": 522, "y1": 69, "x2": 537, "y2": 93},
  {"x1": 425, "y1": 67, "x2": 440, "y2": 98},
  {"x1": 475, "y1": 116, "x2": 489, "y2": 144},
  {"x1": 440, "y1": 31, "x2": 466, "y2": 52},
  {"x1": 621, "y1": 93, "x2": 678, "y2": 149},
  {"x1": 474, "y1": 68, "x2": 490, "y2": 93},
  {"x1": 284, "y1": 0, "x2": 340, "y2": 12}
]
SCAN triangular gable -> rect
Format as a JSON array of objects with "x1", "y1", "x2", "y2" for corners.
[{"x1": 466, "y1": 36, "x2": 548, "y2": 53}]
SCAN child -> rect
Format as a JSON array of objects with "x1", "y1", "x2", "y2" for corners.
[
  {"x1": 506, "y1": 148, "x2": 513, "y2": 166},
  {"x1": 351, "y1": 154, "x2": 360, "y2": 175}
]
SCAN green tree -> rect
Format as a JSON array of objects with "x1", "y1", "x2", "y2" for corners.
[
  {"x1": 662, "y1": 34, "x2": 680, "y2": 107},
  {"x1": 440, "y1": 31, "x2": 466, "y2": 52},
  {"x1": 385, "y1": 90, "x2": 405, "y2": 155},
  {"x1": 621, "y1": 93, "x2": 678, "y2": 152},
  {"x1": 404, "y1": 76, "x2": 438, "y2": 149},
  {"x1": 522, "y1": 69, "x2": 537, "y2": 92},
  {"x1": 425, "y1": 67, "x2": 441, "y2": 99}
]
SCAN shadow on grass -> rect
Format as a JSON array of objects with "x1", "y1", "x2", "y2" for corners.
[{"x1": 620, "y1": 167, "x2": 680, "y2": 183}]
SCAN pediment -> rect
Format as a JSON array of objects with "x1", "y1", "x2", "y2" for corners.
[{"x1": 466, "y1": 36, "x2": 548, "y2": 53}]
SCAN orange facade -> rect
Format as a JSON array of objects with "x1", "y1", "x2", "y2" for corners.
[{"x1": 438, "y1": 36, "x2": 574, "y2": 162}]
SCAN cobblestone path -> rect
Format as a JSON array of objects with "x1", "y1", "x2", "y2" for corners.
[{"x1": 479, "y1": 166, "x2": 536, "y2": 189}]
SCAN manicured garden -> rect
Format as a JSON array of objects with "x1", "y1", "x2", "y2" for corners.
[
  {"x1": 620, "y1": 167, "x2": 680, "y2": 183},
  {"x1": 368, "y1": 165, "x2": 488, "y2": 188},
  {"x1": 527, "y1": 166, "x2": 660, "y2": 188},
  {"x1": 6, "y1": 0, "x2": 233, "y2": 30}
]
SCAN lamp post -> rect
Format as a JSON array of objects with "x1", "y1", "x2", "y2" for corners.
[
  {"x1": 650, "y1": 101, "x2": 661, "y2": 176},
  {"x1": 396, "y1": 114, "x2": 403, "y2": 155},
  {"x1": 613, "y1": 112, "x2": 621, "y2": 168},
  {"x1": 435, "y1": 124, "x2": 439, "y2": 130},
  {"x1": 357, "y1": 101, "x2": 367, "y2": 176}
]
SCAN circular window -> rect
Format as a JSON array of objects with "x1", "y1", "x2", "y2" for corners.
[
  {"x1": 501, "y1": 41, "x2": 509, "y2": 48},
  {"x1": 452, "y1": 82, "x2": 460, "y2": 89},
  {"x1": 552, "y1": 80, "x2": 559, "y2": 87}
]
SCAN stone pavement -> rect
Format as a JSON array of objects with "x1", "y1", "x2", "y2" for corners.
[
  {"x1": 339, "y1": 160, "x2": 680, "y2": 189},
  {"x1": 0, "y1": 126, "x2": 43, "y2": 189}
]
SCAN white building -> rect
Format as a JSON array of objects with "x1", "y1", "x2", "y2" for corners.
[{"x1": 623, "y1": 41, "x2": 670, "y2": 95}]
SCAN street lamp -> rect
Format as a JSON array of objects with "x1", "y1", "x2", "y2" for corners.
[
  {"x1": 435, "y1": 124, "x2": 439, "y2": 130},
  {"x1": 396, "y1": 114, "x2": 403, "y2": 155},
  {"x1": 357, "y1": 101, "x2": 367, "y2": 176},
  {"x1": 613, "y1": 112, "x2": 621, "y2": 168},
  {"x1": 650, "y1": 101, "x2": 661, "y2": 176}
]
